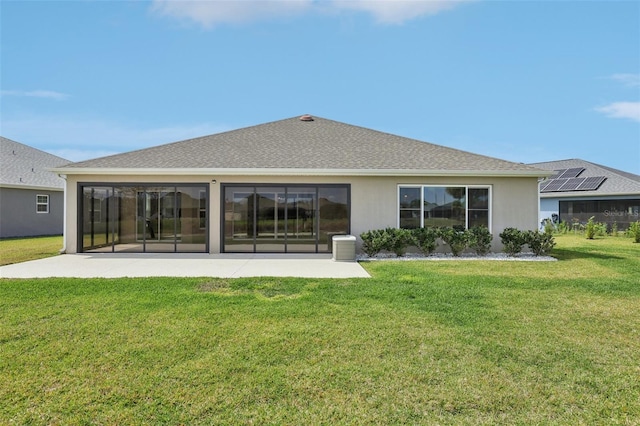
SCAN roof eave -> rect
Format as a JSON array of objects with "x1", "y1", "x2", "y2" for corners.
[
  {"x1": 51, "y1": 167, "x2": 549, "y2": 178},
  {"x1": 540, "y1": 191, "x2": 640, "y2": 198},
  {"x1": 0, "y1": 183, "x2": 64, "y2": 191}
]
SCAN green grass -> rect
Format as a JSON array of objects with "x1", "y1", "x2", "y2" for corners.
[
  {"x1": 0, "y1": 235, "x2": 63, "y2": 266},
  {"x1": 1, "y1": 235, "x2": 639, "y2": 424}
]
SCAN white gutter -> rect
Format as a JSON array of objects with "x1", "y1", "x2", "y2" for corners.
[
  {"x1": 50, "y1": 167, "x2": 553, "y2": 178},
  {"x1": 0, "y1": 183, "x2": 65, "y2": 191},
  {"x1": 540, "y1": 191, "x2": 640, "y2": 198}
]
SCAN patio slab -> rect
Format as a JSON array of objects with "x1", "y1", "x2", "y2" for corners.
[{"x1": 0, "y1": 253, "x2": 371, "y2": 279}]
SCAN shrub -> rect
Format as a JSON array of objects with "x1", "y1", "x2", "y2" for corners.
[
  {"x1": 611, "y1": 222, "x2": 618, "y2": 237},
  {"x1": 360, "y1": 229, "x2": 389, "y2": 257},
  {"x1": 439, "y1": 227, "x2": 469, "y2": 257},
  {"x1": 525, "y1": 230, "x2": 556, "y2": 256},
  {"x1": 500, "y1": 227, "x2": 527, "y2": 257},
  {"x1": 556, "y1": 221, "x2": 570, "y2": 234},
  {"x1": 468, "y1": 226, "x2": 492, "y2": 256},
  {"x1": 628, "y1": 221, "x2": 640, "y2": 243},
  {"x1": 384, "y1": 227, "x2": 414, "y2": 257},
  {"x1": 411, "y1": 227, "x2": 439, "y2": 255},
  {"x1": 585, "y1": 216, "x2": 599, "y2": 239},
  {"x1": 543, "y1": 220, "x2": 555, "y2": 235}
]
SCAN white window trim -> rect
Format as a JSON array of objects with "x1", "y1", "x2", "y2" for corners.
[
  {"x1": 397, "y1": 184, "x2": 492, "y2": 231},
  {"x1": 36, "y1": 194, "x2": 49, "y2": 214}
]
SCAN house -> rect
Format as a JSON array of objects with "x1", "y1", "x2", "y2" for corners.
[
  {"x1": 0, "y1": 137, "x2": 71, "y2": 238},
  {"x1": 530, "y1": 159, "x2": 640, "y2": 231},
  {"x1": 52, "y1": 115, "x2": 549, "y2": 254}
]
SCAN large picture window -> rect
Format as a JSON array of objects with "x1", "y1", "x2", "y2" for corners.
[{"x1": 398, "y1": 185, "x2": 490, "y2": 230}]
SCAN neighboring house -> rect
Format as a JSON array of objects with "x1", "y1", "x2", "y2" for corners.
[
  {"x1": 52, "y1": 115, "x2": 549, "y2": 255},
  {"x1": 530, "y1": 159, "x2": 640, "y2": 231},
  {"x1": 0, "y1": 137, "x2": 71, "y2": 238}
]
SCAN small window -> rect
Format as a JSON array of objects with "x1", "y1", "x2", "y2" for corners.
[{"x1": 36, "y1": 194, "x2": 49, "y2": 213}]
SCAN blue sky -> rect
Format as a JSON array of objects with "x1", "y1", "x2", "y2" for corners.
[{"x1": 2, "y1": 0, "x2": 639, "y2": 174}]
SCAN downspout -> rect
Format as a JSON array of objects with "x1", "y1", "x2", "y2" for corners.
[
  {"x1": 537, "y1": 177, "x2": 544, "y2": 230},
  {"x1": 58, "y1": 174, "x2": 67, "y2": 254}
]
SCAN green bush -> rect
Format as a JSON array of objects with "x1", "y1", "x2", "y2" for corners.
[
  {"x1": 584, "y1": 216, "x2": 598, "y2": 240},
  {"x1": 628, "y1": 221, "x2": 640, "y2": 243},
  {"x1": 384, "y1": 228, "x2": 414, "y2": 257},
  {"x1": 468, "y1": 226, "x2": 492, "y2": 256},
  {"x1": 500, "y1": 227, "x2": 527, "y2": 257},
  {"x1": 360, "y1": 228, "x2": 416, "y2": 257},
  {"x1": 439, "y1": 227, "x2": 469, "y2": 257},
  {"x1": 360, "y1": 229, "x2": 389, "y2": 257},
  {"x1": 411, "y1": 227, "x2": 439, "y2": 255},
  {"x1": 556, "y1": 221, "x2": 570, "y2": 234},
  {"x1": 525, "y1": 230, "x2": 556, "y2": 256}
]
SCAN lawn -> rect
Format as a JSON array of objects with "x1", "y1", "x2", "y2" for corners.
[
  {"x1": 0, "y1": 235, "x2": 63, "y2": 266},
  {"x1": 1, "y1": 235, "x2": 639, "y2": 424}
]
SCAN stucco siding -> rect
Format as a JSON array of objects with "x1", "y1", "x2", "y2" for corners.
[{"x1": 63, "y1": 174, "x2": 541, "y2": 254}]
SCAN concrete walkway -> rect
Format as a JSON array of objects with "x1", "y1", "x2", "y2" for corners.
[{"x1": 0, "y1": 253, "x2": 370, "y2": 279}]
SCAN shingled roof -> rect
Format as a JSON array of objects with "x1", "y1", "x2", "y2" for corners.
[
  {"x1": 530, "y1": 159, "x2": 640, "y2": 197},
  {"x1": 56, "y1": 115, "x2": 546, "y2": 177},
  {"x1": 1, "y1": 137, "x2": 70, "y2": 190}
]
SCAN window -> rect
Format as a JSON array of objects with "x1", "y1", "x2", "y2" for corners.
[
  {"x1": 398, "y1": 185, "x2": 490, "y2": 230},
  {"x1": 36, "y1": 194, "x2": 49, "y2": 213}
]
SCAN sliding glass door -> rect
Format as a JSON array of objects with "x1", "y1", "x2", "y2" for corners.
[
  {"x1": 223, "y1": 184, "x2": 349, "y2": 253},
  {"x1": 80, "y1": 184, "x2": 208, "y2": 253}
]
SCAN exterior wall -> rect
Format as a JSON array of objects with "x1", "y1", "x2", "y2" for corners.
[
  {"x1": 63, "y1": 174, "x2": 541, "y2": 253},
  {"x1": 540, "y1": 198, "x2": 560, "y2": 229},
  {"x1": 0, "y1": 187, "x2": 65, "y2": 238}
]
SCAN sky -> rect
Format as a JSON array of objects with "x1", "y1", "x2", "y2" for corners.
[{"x1": 1, "y1": 0, "x2": 639, "y2": 174}]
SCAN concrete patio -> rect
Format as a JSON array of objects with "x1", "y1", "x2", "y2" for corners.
[{"x1": 0, "y1": 253, "x2": 370, "y2": 279}]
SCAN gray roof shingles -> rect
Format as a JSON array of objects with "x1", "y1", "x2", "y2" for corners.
[
  {"x1": 59, "y1": 116, "x2": 545, "y2": 174},
  {"x1": 1, "y1": 137, "x2": 71, "y2": 189},
  {"x1": 530, "y1": 159, "x2": 640, "y2": 196}
]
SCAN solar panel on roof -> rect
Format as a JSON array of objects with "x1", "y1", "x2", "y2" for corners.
[
  {"x1": 578, "y1": 176, "x2": 606, "y2": 191},
  {"x1": 539, "y1": 180, "x2": 552, "y2": 191},
  {"x1": 547, "y1": 170, "x2": 564, "y2": 179},
  {"x1": 559, "y1": 177, "x2": 585, "y2": 191},
  {"x1": 558, "y1": 167, "x2": 585, "y2": 179},
  {"x1": 541, "y1": 178, "x2": 568, "y2": 192}
]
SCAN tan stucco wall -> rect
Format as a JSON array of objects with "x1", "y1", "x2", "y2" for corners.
[{"x1": 63, "y1": 174, "x2": 540, "y2": 254}]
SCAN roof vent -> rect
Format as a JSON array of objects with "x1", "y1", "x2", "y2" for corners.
[{"x1": 299, "y1": 114, "x2": 314, "y2": 122}]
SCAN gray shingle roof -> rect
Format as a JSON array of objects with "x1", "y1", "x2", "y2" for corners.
[
  {"x1": 1, "y1": 137, "x2": 71, "y2": 189},
  {"x1": 58, "y1": 115, "x2": 545, "y2": 175},
  {"x1": 530, "y1": 159, "x2": 640, "y2": 197}
]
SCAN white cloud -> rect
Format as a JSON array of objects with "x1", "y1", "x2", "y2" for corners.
[
  {"x1": 1, "y1": 90, "x2": 70, "y2": 100},
  {"x1": 150, "y1": 0, "x2": 469, "y2": 28},
  {"x1": 611, "y1": 73, "x2": 640, "y2": 87},
  {"x1": 331, "y1": 0, "x2": 470, "y2": 24},
  {"x1": 1, "y1": 115, "x2": 231, "y2": 162},
  {"x1": 151, "y1": 0, "x2": 314, "y2": 28},
  {"x1": 595, "y1": 102, "x2": 640, "y2": 122}
]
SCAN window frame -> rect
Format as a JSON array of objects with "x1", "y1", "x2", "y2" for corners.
[
  {"x1": 397, "y1": 184, "x2": 492, "y2": 231},
  {"x1": 36, "y1": 194, "x2": 49, "y2": 214}
]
